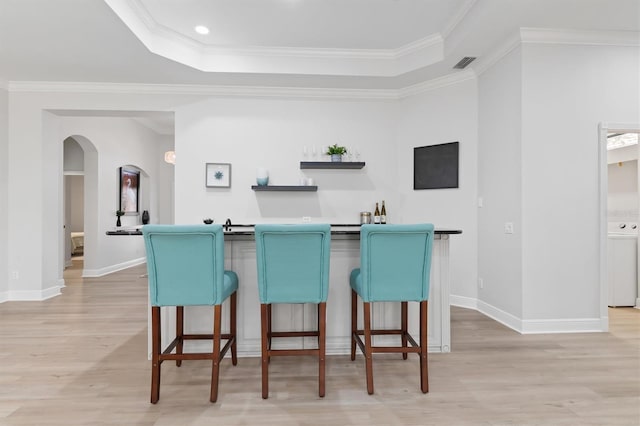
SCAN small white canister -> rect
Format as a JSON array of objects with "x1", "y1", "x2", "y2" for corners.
[{"x1": 360, "y1": 211, "x2": 372, "y2": 224}]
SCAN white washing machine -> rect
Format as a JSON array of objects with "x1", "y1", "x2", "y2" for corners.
[{"x1": 607, "y1": 223, "x2": 638, "y2": 307}]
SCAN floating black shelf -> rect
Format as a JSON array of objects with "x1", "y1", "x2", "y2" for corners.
[
  {"x1": 300, "y1": 161, "x2": 365, "y2": 169},
  {"x1": 251, "y1": 185, "x2": 318, "y2": 192}
]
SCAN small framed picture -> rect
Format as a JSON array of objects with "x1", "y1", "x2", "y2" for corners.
[
  {"x1": 206, "y1": 163, "x2": 231, "y2": 188},
  {"x1": 119, "y1": 166, "x2": 140, "y2": 214}
]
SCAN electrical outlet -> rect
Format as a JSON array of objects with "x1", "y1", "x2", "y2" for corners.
[
  {"x1": 11, "y1": 271, "x2": 19, "y2": 279},
  {"x1": 302, "y1": 216, "x2": 311, "y2": 222},
  {"x1": 478, "y1": 278, "x2": 484, "y2": 289},
  {"x1": 504, "y1": 222, "x2": 514, "y2": 234}
]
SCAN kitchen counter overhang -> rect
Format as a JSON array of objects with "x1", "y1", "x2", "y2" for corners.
[{"x1": 106, "y1": 224, "x2": 461, "y2": 241}]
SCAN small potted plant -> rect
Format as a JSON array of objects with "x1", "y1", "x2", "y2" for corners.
[
  {"x1": 116, "y1": 210, "x2": 125, "y2": 227},
  {"x1": 326, "y1": 144, "x2": 347, "y2": 162}
]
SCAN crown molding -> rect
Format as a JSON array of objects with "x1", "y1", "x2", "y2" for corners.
[
  {"x1": 473, "y1": 27, "x2": 640, "y2": 78},
  {"x1": 104, "y1": 0, "x2": 444, "y2": 77},
  {"x1": 473, "y1": 30, "x2": 522, "y2": 77},
  {"x1": 8, "y1": 71, "x2": 480, "y2": 100},
  {"x1": 520, "y1": 28, "x2": 640, "y2": 47},
  {"x1": 398, "y1": 69, "x2": 476, "y2": 98},
  {"x1": 7, "y1": 81, "x2": 398, "y2": 100},
  {"x1": 393, "y1": 34, "x2": 443, "y2": 59}
]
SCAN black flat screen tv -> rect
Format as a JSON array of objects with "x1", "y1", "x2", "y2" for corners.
[{"x1": 413, "y1": 142, "x2": 459, "y2": 190}]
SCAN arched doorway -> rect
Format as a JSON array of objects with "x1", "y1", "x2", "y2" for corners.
[{"x1": 61, "y1": 135, "x2": 98, "y2": 283}]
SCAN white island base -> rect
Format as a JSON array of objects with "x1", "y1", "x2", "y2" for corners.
[{"x1": 149, "y1": 233, "x2": 454, "y2": 357}]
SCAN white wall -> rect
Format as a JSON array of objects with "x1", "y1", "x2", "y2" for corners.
[
  {"x1": 396, "y1": 79, "x2": 478, "y2": 301},
  {"x1": 174, "y1": 97, "x2": 397, "y2": 225},
  {"x1": 68, "y1": 176, "x2": 84, "y2": 232},
  {"x1": 154, "y1": 134, "x2": 175, "y2": 225},
  {"x1": 8, "y1": 95, "x2": 49, "y2": 298},
  {"x1": 608, "y1": 144, "x2": 638, "y2": 164},
  {"x1": 4, "y1": 41, "x2": 636, "y2": 333},
  {"x1": 477, "y1": 46, "x2": 524, "y2": 322},
  {"x1": 6, "y1": 86, "x2": 181, "y2": 300},
  {"x1": 0, "y1": 88, "x2": 7, "y2": 301},
  {"x1": 56, "y1": 117, "x2": 164, "y2": 276},
  {"x1": 64, "y1": 137, "x2": 85, "y2": 172},
  {"x1": 521, "y1": 43, "x2": 640, "y2": 325}
]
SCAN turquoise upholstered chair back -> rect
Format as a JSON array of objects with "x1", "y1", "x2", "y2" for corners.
[
  {"x1": 359, "y1": 224, "x2": 435, "y2": 302},
  {"x1": 143, "y1": 224, "x2": 228, "y2": 307},
  {"x1": 255, "y1": 224, "x2": 331, "y2": 304}
]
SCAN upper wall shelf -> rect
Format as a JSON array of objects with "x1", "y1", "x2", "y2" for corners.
[
  {"x1": 300, "y1": 161, "x2": 365, "y2": 169},
  {"x1": 251, "y1": 185, "x2": 318, "y2": 192}
]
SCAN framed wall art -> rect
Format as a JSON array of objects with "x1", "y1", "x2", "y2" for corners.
[
  {"x1": 414, "y1": 142, "x2": 459, "y2": 190},
  {"x1": 206, "y1": 163, "x2": 231, "y2": 188},
  {"x1": 119, "y1": 166, "x2": 140, "y2": 214}
]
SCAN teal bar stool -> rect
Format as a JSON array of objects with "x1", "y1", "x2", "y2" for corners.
[
  {"x1": 255, "y1": 224, "x2": 331, "y2": 399},
  {"x1": 143, "y1": 224, "x2": 238, "y2": 403},
  {"x1": 350, "y1": 223, "x2": 435, "y2": 394}
]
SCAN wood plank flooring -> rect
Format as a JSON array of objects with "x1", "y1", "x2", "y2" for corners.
[{"x1": 0, "y1": 258, "x2": 638, "y2": 425}]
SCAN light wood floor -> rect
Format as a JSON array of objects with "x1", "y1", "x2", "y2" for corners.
[{"x1": 0, "y1": 259, "x2": 638, "y2": 425}]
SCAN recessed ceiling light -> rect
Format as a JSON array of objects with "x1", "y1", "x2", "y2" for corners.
[{"x1": 194, "y1": 25, "x2": 209, "y2": 35}]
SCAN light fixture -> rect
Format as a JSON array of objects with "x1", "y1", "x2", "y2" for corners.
[
  {"x1": 194, "y1": 25, "x2": 209, "y2": 35},
  {"x1": 607, "y1": 133, "x2": 639, "y2": 150},
  {"x1": 164, "y1": 151, "x2": 176, "y2": 164}
]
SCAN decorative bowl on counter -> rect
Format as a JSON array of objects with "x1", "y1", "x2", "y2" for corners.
[{"x1": 203, "y1": 218, "x2": 214, "y2": 224}]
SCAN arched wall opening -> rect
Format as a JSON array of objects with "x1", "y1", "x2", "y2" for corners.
[{"x1": 61, "y1": 135, "x2": 98, "y2": 281}]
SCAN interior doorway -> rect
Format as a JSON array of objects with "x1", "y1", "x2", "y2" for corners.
[
  {"x1": 61, "y1": 135, "x2": 98, "y2": 283},
  {"x1": 599, "y1": 123, "x2": 640, "y2": 327},
  {"x1": 63, "y1": 138, "x2": 85, "y2": 277}
]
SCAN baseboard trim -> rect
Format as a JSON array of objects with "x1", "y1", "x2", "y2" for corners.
[
  {"x1": 450, "y1": 295, "x2": 477, "y2": 310},
  {"x1": 456, "y1": 296, "x2": 607, "y2": 334},
  {"x1": 476, "y1": 299, "x2": 523, "y2": 333},
  {"x1": 0, "y1": 291, "x2": 8, "y2": 303},
  {"x1": 83, "y1": 257, "x2": 146, "y2": 277},
  {"x1": 5, "y1": 285, "x2": 62, "y2": 302},
  {"x1": 521, "y1": 317, "x2": 605, "y2": 334}
]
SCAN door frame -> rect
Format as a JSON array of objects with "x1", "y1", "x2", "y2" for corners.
[{"x1": 598, "y1": 122, "x2": 640, "y2": 329}]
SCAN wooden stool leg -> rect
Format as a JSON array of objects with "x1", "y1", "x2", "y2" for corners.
[
  {"x1": 210, "y1": 304, "x2": 223, "y2": 402},
  {"x1": 317, "y1": 303, "x2": 320, "y2": 345},
  {"x1": 151, "y1": 306, "x2": 161, "y2": 404},
  {"x1": 350, "y1": 289, "x2": 357, "y2": 361},
  {"x1": 420, "y1": 300, "x2": 429, "y2": 393},
  {"x1": 401, "y1": 301, "x2": 408, "y2": 360},
  {"x1": 230, "y1": 291, "x2": 238, "y2": 366},
  {"x1": 363, "y1": 301, "x2": 374, "y2": 395},
  {"x1": 176, "y1": 306, "x2": 184, "y2": 367},
  {"x1": 261, "y1": 304, "x2": 270, "y2": 399},
  {"x1": 267, "y1": 304, "x2": 273, "y2": 353},
  {"x1": 318, "y1": 302, "x2": 327, "y2": 397}
]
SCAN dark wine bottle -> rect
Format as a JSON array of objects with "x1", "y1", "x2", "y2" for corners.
[{"x1": 381, "y1": 200, "x2": 387, "y2": 224}]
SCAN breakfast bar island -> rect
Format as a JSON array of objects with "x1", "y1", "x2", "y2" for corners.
[{"x1": 110, "y1": 225, "x2": 461, "y2": 356}]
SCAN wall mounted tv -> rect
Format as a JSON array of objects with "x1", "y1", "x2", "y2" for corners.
[{"x1": 413, "y1": 142, "x2": 459, "y2": 190}]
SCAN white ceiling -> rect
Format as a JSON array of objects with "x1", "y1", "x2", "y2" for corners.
[
  {"x1": 1, "y1": 0, "x2": 638, "y2": 90},
  {"x1": 138, "y1": 0, "x2": 465, "y2": 49}
]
